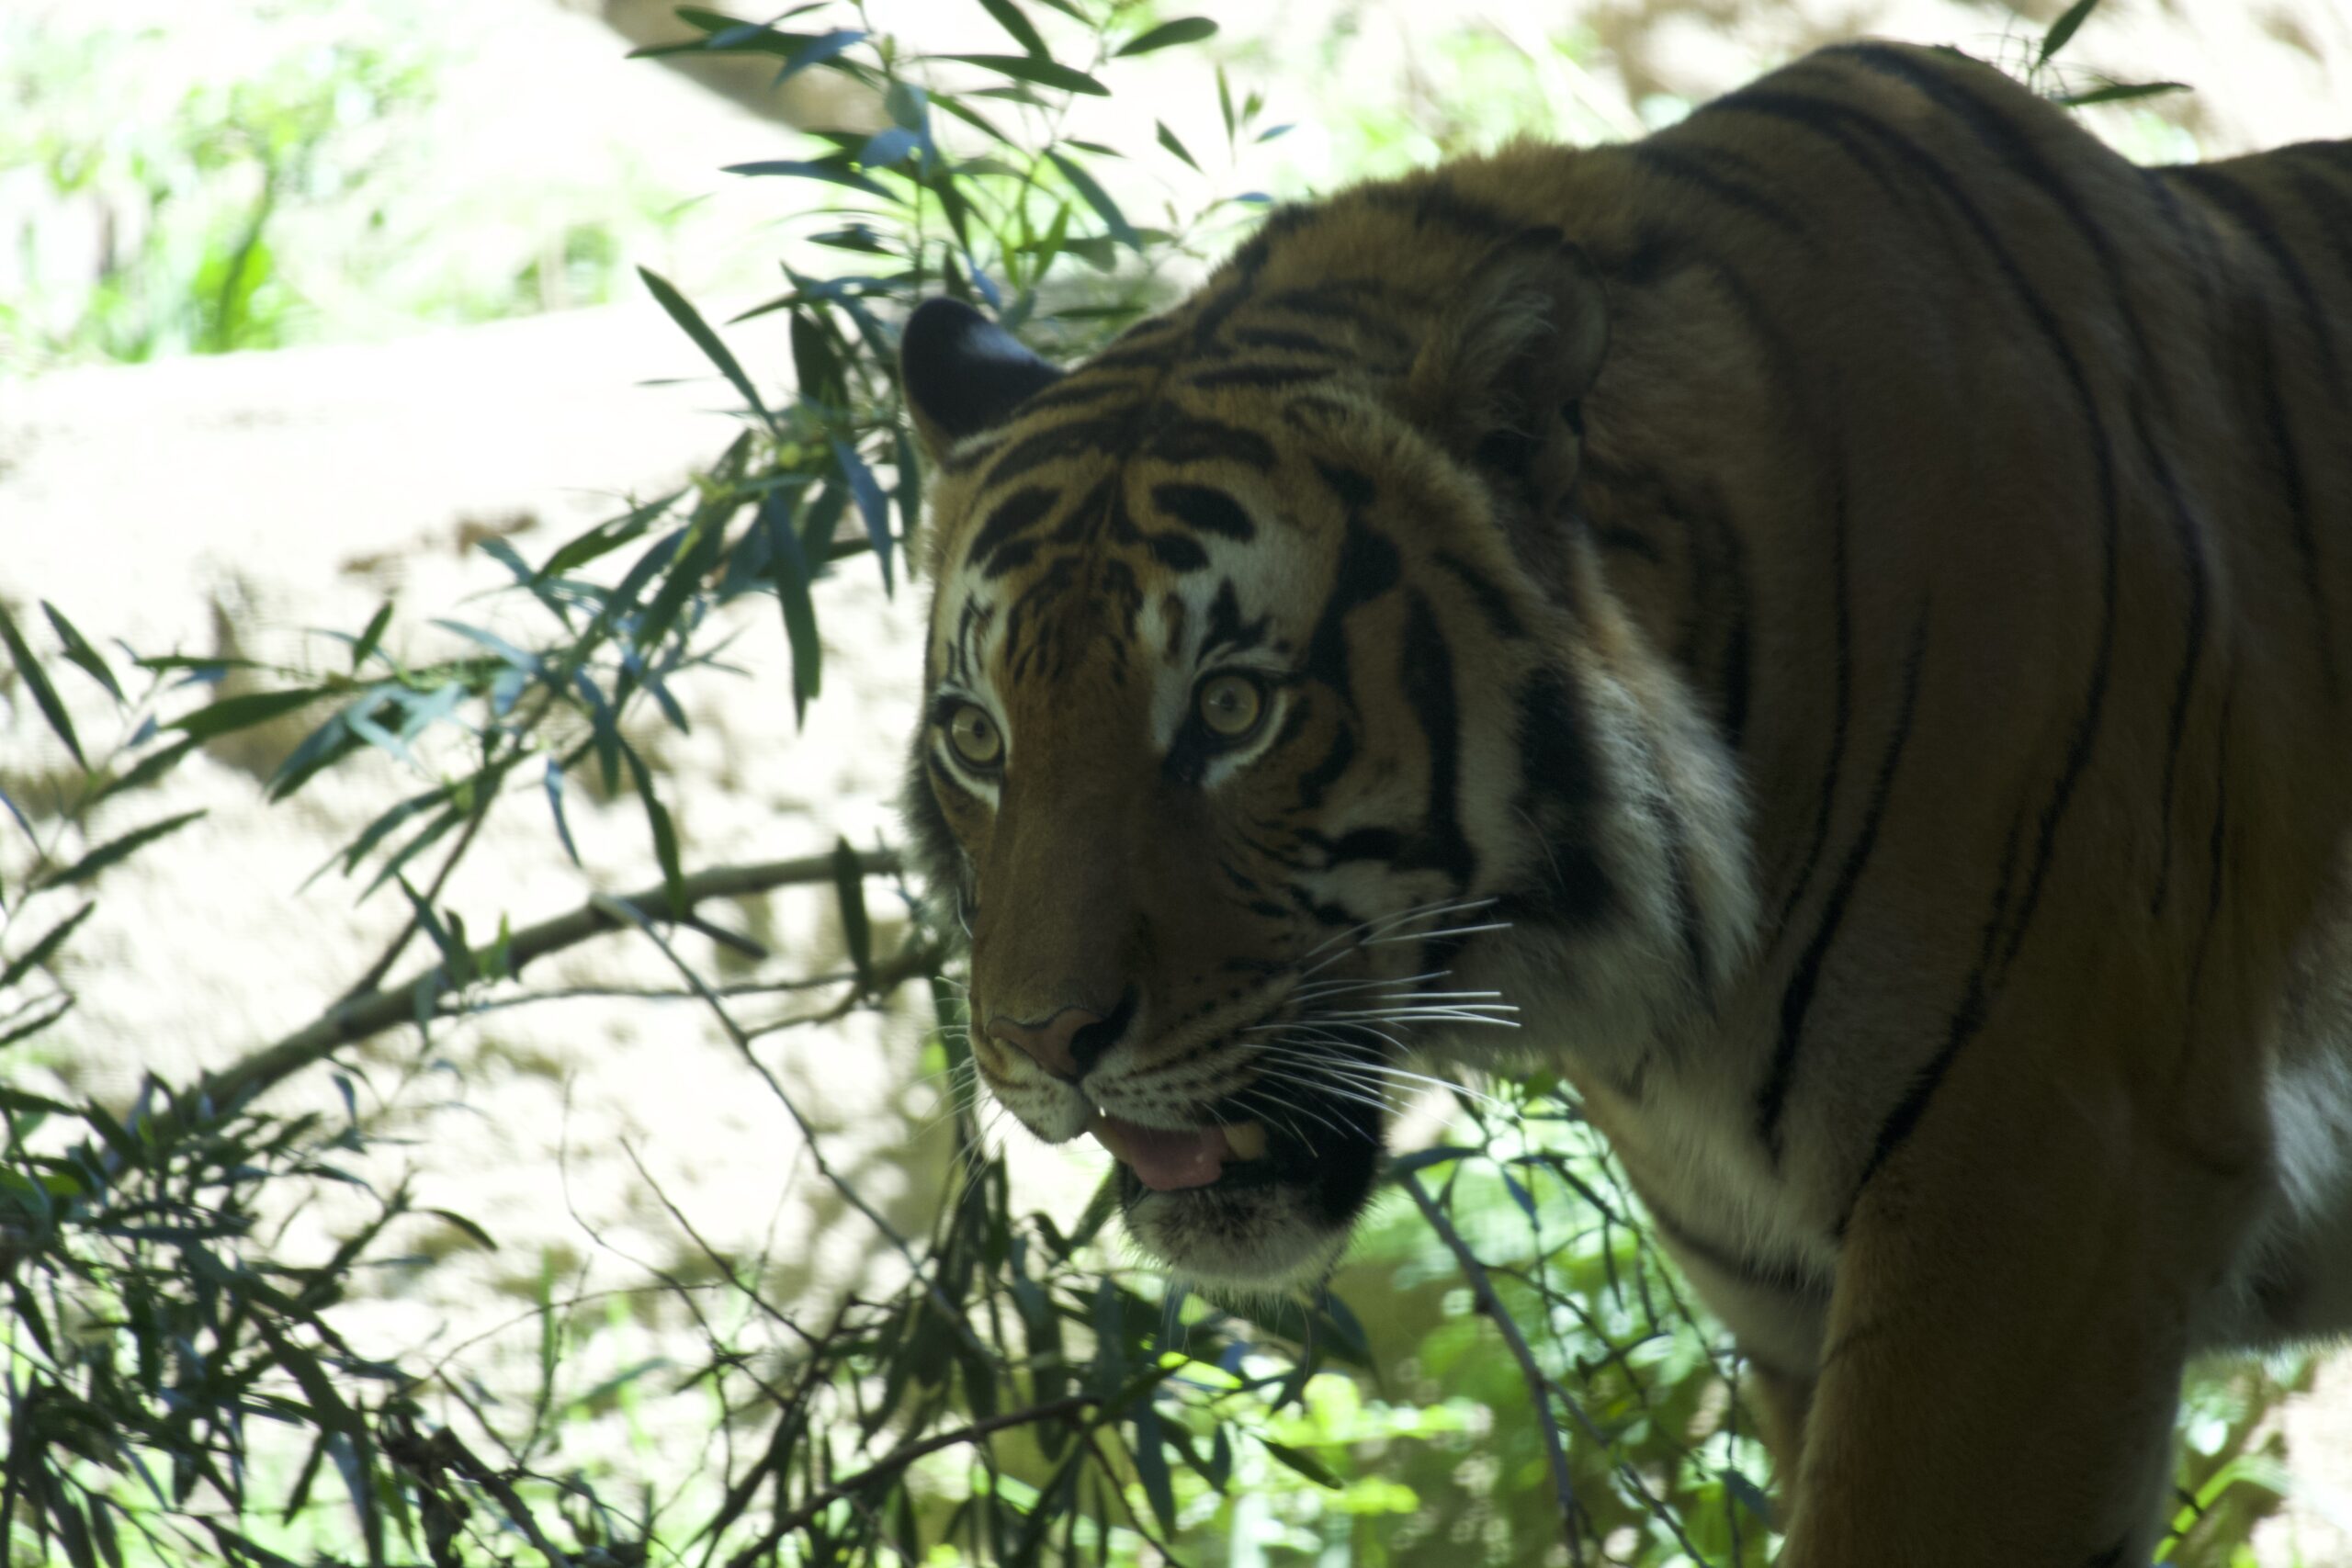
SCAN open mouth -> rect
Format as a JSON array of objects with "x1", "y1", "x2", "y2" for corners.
[{"x1": 1089, "y1": 1113, "x2": 1274, "y2": 1192}]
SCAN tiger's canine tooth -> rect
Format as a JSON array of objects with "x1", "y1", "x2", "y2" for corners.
[{"x1": 1222, "y1": 1122, "x2": 1267, "y2": 1161}]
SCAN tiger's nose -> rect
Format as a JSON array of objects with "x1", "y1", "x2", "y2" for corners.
[{"x1": 989, "y1": 1007, "x2": 1105, "y2": 1082}]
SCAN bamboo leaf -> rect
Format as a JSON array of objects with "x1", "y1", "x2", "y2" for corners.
[
  {"x1": 0, "y1": 903, "x2": 96, "y2": 991},
  {"x1": 0, "y1": 600, "x2": 84, "y2": 766},
  {"x1": 40, "y1": 604, "x2": 122, "y2": 704},
  {"x1": 170, "y1": 688, "x2": 328, "y2": 742},
  {"x1": 625, "y1": 746, "x2": 684, "y2": 915},
  {"x1": 762, "y1": 491, "x2": 823, "y2": 726},
  {"x1": 1155, "y1": 119, "x2": 1200, "y2": 173},
  {"x1": 831, "y1": 439, "x2": 895, "y2": 592},
  {"x1": 543, "y1": 759, "x2": 582, "y2": 866},
  {"x1": 723, "y1": 158, "x2": 896, "y2": 200},
  {"x1": 774, "y1": 27, "x2": 865, "y2": 85},
  {"x1": 1260, "y1": 1438, "x2": 1342, "y2": 1490},
  {"x1": 639, "y1": 266, "x2": 773, "y2": 425},
  {"x1": 348, "y1": 601, "x2": 395, "y2": 672},
  {"x1": 92, "y1": 735, "x2": 198, "y2": 805},
  {"x1": 1046, "y1": 151, "x2": 1138, "y2": 250},
  {"x1": 831, "y1": 837, "x2": 872, "y2": 987},
  {"x1": 2040, "y1": 0, "x2": 2100, "y2": 66},
  {"x1": 2056, "y1": 78, "x2": 2188, "y2": 107},
  {"x1": 1132, "y1": 1402, "x2": 1179, "y2": 1535},
  {"x1": 978, "y1": 0, "x2": 1048, "y2": 56},
  {"x1": 935, "y1": 52, "x2": 1109, "y2": 96},
  {"x1": 1117, "y1": 17, "x2": 1216, "y2": 56},
  {"x1": 40, "y1": 811, "x2": 206, "y2": 890}
]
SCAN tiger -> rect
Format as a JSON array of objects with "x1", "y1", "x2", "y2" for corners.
[{"x1": 893, "y1": 39, "x2": 2352, "y2": 1564}]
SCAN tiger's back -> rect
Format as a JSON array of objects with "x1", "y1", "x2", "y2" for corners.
[{"x1": 899, "y1": 40, "x2": 2352, "y2": 1563}]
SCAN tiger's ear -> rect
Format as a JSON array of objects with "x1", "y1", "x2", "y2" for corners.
[
  {"x1": 1406, "y1": 228, "x2": 1609, "y2": 512},
  {"x1": 899, "y1": 299, "x2": 1066, "y2": 460}
]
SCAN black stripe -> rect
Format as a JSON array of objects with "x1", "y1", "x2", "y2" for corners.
[
  {"x1": 1645, "y1": 1197, "x2": 1830, "y2": 1301},
  {"x1": 1313, "y1": 460, "x2": 1378, "y2": 513},
  {"x1": 1728, "y1": 85, "x2": 2127, "y2": 993},
  {"x1": 2187, "y1": 683, "x2": 2233, "y2": 1005},
  {"x1": 2172, "y1": 164, "x2": 2345, "y2": 394},
  {"x1": 1627, "y1": 141, "x2": 1809, "y2": 239},
  {"x1": 1396, "y1": 591, "x2": 1475, "y2": 885},
  {"x1": 1233, "y1": 327, "x2": 1344, "y2": 355},
  {"x1": 2139, "y1": 404, "x2": 2210, "y2": 917},
  {"x1": 1142, "y1": 532, "x2": 1208, "y2": 572},
  {"x1": 1432, "y1": 549, "x2": 1525, "y2": 639},
  {"x1": 1363, "y1": 177, "x2": 1522, "y2": 240},
  {"x1": 978, "y1": 415, "x2": 1129, "y2": 488},
  {"x1": 1757, "y1": 612, "x2": 1928, "y2": 1162},
  {"x1": 2285, "y1": 148, "x2": 2352, "y2": 290},
  {"x1": 1310, "y1": 826, "x2": 1406, "y2": 864},
  {"x1": 2234, "y1": 290, "x2": 2336, "y2": 699},
  {"x1": 1591, "y1": 524, "x2": 1664, "y2": 564},
  {"x1": 965, "y1": 485, "x2": 1059, "y2": 576},
  {"x1": 1009, "y1": 378, "x2": 1138, "y2": 417},
  {"x1": 1504, "y1": 667, "x2": 1613, "y2": 928},
  {"x1": 1256, "y1": 284, "x2": 1415, "y2": 353},
  {"x1": 1144, "y1": 417, "x2": 1279, "y2": 470},
  {"x1": 1203, "y1": 578, "x2": 1272, "y2": 657},
  {"x1": 1663, "y1": 813, "x2": 1708, "y2": 985},
  {"x1": 1776, "y1": 469, "x2": 1853, "y2": 929},
  {"x1": 1151, "y1": 484, "x2": 1257, "y2": 541},
  {"x1": 1186, "y1": 364, "x2": 1333, "y2": 391}
]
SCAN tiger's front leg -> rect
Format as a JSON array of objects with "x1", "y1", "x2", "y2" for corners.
[{"x1": 1773, "y1": 1015, "x2": 2267, "y2": 1565}]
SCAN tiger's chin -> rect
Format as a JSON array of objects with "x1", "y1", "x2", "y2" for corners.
[{"x1": 1108, "y1": 1104, "x2": 1389, "y2": 1296}]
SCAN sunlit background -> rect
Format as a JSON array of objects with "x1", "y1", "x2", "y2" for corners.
[{"x1": 4, "y1": 0, "x2": 2350, "y2": 1562}]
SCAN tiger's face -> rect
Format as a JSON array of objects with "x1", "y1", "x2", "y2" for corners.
[{"x1": 898, "y1": 235, "x2": 1750, "y2": 1291}]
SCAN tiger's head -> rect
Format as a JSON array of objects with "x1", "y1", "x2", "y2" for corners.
[{"x1": 898, "y1": 214, "x2": 1754, "y2": 1292}]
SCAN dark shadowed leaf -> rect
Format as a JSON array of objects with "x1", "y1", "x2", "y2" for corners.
[
  {"x1": 543, "y1": 760, "x2": 581, "y2": 865},
  {"x1": 831, "y1": 838, "x2": 873, "y2": 986},
  {"x1": 832, "y1": 439, "x2": 895, "y2": 592},
  {"x1": 791, "y1": 310, "x2": 847, "y2": 408},
  {"x1": 775, "y1": 28, "x2": 866, "y2": 85},
  {"x1": 1260, "y1": 1438, "x2": 1341, "y2": 1490},
  {"x1": 170, "y1": 688, "x2": 328, "y2": 742},
  {"x1": 0, "y1": 601, "x2": 83, "y2": 766},
  {"x1": 978, "y1": 0, "x2": 1048, "y2": 57},
  {"x1": 1155, "y1": 119, "x2": 1200, "y2": 172},
  {"x1": 92, "y1": 735, "x2": 198, "y2": 804},
  {"x1": 1117, "y1": 17, "x2": 1216, "y2": 56},
  {"x1": 40, "y1": 604, "x2": 122, "y2": 704},
  {"x1": 723, "y1": 158, "x2": 895, "y2": 200},
  {"x1": 348, "y1": 600, "x2": 395, "y2": 672},
  {"x1": 2056, "y1": 78, "x2": 2188, "y2": 106},
  {"x1": 0, "y1": 903, "x2": 95, "y2": 992},
  {"x1": 424, "y1": 1208, "x2": 498, "y2": 1250},
  {"x1": 639, "y1": 266, "x2": 774, "y2": 425},
  {"x1": 626, "y1": 745, "x2": 684, "y2": 914},
  {"x1": 1131, "y1": 1402, "x2": 1178, "y2": 1535},
  {"x1": 40, "y1": 811, "x2": 206, "y2": 890},
  {"x1": 2040, "y1": 0, "x2": 2101, "y2": 65},
  {"x1": 1046, "y1": 152, "x2": 1138, "y2": 250},
  {"x1": 936, "y1": 53, "x2": 1108, "y2": 96},
  {"x1": 762, "y1": 491, "x2": 823, "y2": 726}
]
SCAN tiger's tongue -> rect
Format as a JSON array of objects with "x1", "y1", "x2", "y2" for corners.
[{"x1": 1090, "y1": 1114, "x2": 1226, "y2": 1191}]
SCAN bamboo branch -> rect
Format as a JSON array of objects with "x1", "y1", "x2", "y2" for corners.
[
  {"x1": 1405, "y1": 1173, "x2": 1589, "y2": 1565},
  {"x1": 734, "y1": 1395, "x2": 1094, "y2": 1563},
  {"x1": 170, "y1": 847, "x2": 904, "y2": 1133}
]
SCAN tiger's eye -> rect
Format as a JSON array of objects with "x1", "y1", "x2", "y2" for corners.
[
  {"x1": 1197, "y1": 673, "x2": 1266, "y2": 739},
  {"x1": 947, "y1": 704, "x2": 1003, "y2": 768}
]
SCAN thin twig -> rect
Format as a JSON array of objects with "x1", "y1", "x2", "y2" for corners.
[
  {"x1": 1404, "y1": 1174, "x2": 1589, "y2": 1566},
  {"x1": 155, "y1": 847, "x2": 902, "y2": 1143},
  {"x1": 736, "y1": 1395, "x2": 1093, "y2": 1562}
]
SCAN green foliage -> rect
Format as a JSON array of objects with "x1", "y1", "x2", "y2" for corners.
[{"x1": 0, "y1": 3, "x2": 2309, "y2": 1566}]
